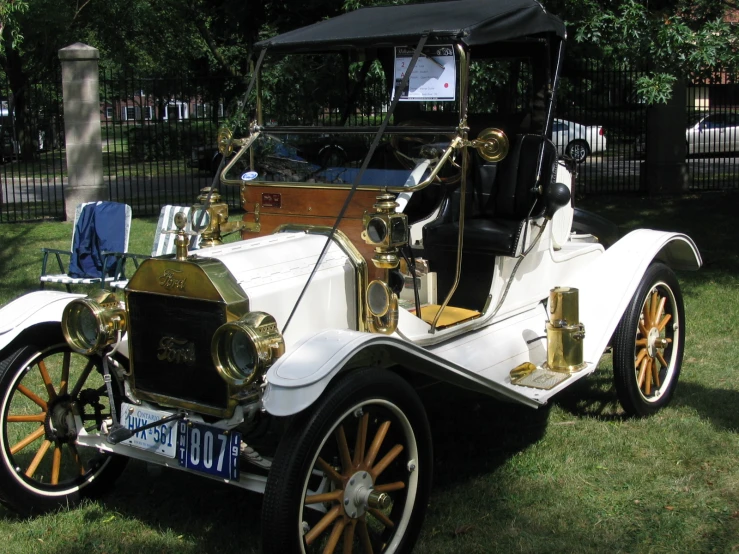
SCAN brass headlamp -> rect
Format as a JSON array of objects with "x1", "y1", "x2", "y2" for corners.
[
  {"x1": 211, "y1": 312, "x2": 285, "y2": 387},
  {"x1": 62, "y1": 290, "x2": 127, "y2": 355},
  {"x1": 361, "y1": 193, "x2": 409, "y2": 269},
  {"x1": 191, "y1": 187, "x2": 244, "y2": 248}
]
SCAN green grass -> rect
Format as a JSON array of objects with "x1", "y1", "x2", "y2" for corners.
[{"x1": 0, "y1": 192, "x2": 738, "y2": 552}]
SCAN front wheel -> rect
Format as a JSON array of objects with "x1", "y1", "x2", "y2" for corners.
[
  {"x1": 262, "y1": 368, "x2": 432, "y2": 554},
  {"x1": 612, "y1": 263, "x2": 685, "y2": 416},
  {"x1": 0, "y1": 335, "x2": 127, "y2": 515}
]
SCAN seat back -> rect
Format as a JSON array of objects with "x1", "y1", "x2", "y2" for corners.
[
  {"x1": 492, "y1": 134, "x2": 557, "y2": 220},
  {"x1": 152, "y1": 205, "x2": 193, "y2": 256},
  {"x1": 69, "y1": 201, "x2": 131, "y2": 278}
]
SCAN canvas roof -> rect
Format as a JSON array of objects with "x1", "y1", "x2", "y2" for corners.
[{"x1": 255, "y1": 0, "x2": 566, "y2": 52}]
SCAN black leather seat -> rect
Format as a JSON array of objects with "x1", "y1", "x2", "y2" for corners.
[{"x1": 420, "y1": 134, "x2": 557, "y2": 309}]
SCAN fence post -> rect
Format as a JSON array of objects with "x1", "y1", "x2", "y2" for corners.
[
  {"x1": 642, "y1": 81, "x2": 689, "y2": 195},
  {"x1": 58, "y1": 43, "x2": 106, "y2": 221}
]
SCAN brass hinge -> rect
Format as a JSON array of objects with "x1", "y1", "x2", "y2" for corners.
[{"x1": 243, "y1": 202, "x2": 261, "y2": 232}]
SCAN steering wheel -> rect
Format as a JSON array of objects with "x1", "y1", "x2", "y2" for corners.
[{"x1": 389, "y1": 120, "x2": 461, "y2": 186}]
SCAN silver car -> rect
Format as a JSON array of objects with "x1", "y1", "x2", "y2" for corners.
[
  {"x1": 552, "y1": 118, "x2": 607, "y2": 163},
  {"x1": 686, "y1": 112, "x2": 739, "y2": 154}
]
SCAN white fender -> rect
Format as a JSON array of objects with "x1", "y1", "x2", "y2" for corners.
[
  {"x1": 0, "y1": 291, "x2": 84, "y2": 353},
  {"x1": 571, "y1": 229, "x2": 701, "y2": 365},
  {"x1": 263, "y1": 328, "x2": 540, "y2": 416}
]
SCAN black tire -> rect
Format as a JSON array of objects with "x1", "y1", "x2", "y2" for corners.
[
  {"x1": 0, "y1": 334, "x2": 127, "y2": 515},
  {"x1": 565, "y1": 140, "x2": 589, "y2": 163},
  {"x1": 262, "y1": 368, "x2": 432, "y2": 554},
  {"x1": 612, "y1": 263, "x2": 685, "y2": 417}
]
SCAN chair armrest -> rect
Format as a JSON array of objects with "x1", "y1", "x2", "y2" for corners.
[
  {"x1": 40, "y1": 248, "x2": 72, "y2": 279},
  {"x1": 40, "y1": 247, "x2": 72, "y2": 255}
]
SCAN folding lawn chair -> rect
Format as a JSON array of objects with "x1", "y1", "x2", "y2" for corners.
[
  {"x1": 39, "y1": 201, "x2": 132, "y2": 292},
  {"x1": 109, "y1": 205, "x2": 194, "y2": 289}
]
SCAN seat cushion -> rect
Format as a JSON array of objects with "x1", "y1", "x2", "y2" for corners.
[{"x1": 423, "y1": 217, "x2": 525, "y2": 257}]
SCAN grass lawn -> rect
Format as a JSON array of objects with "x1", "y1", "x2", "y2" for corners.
[{"x1": 0, "y1": 192, "x2": 737, "y2": 553}]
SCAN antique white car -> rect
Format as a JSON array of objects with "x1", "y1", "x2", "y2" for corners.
[{"x1": 0, "y1": 1, "x2": 701, "y2": 553}]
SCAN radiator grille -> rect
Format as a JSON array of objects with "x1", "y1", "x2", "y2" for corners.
[{"x1": 128, "y1": 292, "x2": 228, "y2": 410}]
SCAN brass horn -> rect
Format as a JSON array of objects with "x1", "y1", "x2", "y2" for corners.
[
  {"x1": 217, "y1": 127, "x2": 234, "y2": 157},
  {"x1": 473, "y1": 128, "x2": 509, "y2": 162}
]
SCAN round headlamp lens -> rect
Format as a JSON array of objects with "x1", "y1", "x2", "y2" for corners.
[
  {"x1": 367, "y1": 280, "x2": 390, "y2": 317},
  {"x1": 229, "y1": 331, "x2": 256, "y2": 376},
  {"x1": 62, "y1": 302, "x2": 101, "y2": 354}
]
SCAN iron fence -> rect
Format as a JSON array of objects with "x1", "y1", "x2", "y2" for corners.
[
  {"x1": 1, "y1": 62, "x2": 738, "y2": 223},
  {"x1": 0, "y1": 69, "x2": 66, "y2": 222}
]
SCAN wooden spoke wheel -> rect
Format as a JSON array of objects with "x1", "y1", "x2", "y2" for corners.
[
  {"x1": 262, "y1": 368, "x2": 432, "y2": 554},
  {"x1": 613, "y1": 263, "x2": 685, "y2": 416},
  {"x1": 0, "y1": 335, "x2": 127, "y2": 515}
]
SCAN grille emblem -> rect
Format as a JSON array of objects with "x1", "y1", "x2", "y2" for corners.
[
  {"x1": 157, "y1": 337, "x2": 196, "y2": 365},
  {"x1": 158, "y1": 269, "x2": 187, "y2": 290}
]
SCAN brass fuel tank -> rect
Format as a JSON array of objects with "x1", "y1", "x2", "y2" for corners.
[{"x1": 546, "y1": 287, "x2": 586, "y2": 373}]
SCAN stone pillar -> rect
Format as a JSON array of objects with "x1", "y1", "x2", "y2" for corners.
[
  {"x1": 643, "y1": 81, "x2": 689, "y2": 195},
  {"x1": 59, "y1": 43, "x2": 106, "y2": 221}
]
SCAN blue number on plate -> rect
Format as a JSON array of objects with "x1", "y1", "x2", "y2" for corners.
[{"x1": 178, "y1": 421, "x2": 240, "y2": 480}]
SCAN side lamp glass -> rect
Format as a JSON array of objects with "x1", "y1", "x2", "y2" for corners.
[{"x1": 61, "y1": 291, "x2": 127, "y2": 355}]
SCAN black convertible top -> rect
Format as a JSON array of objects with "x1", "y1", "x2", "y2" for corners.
[{"x1": 255, "y1": 0, "x2": 566, "y2": 52}]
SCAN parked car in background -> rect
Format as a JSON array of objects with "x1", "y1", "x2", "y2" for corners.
[
  {"x1": 189, "y1": 144, "x2": 222, "y2": 176},
  {"x1": 0, "y1": 121, "x2": 19, "y2": 163},
  {"x1": 686, "y1": 112, "x2": 739, "y2": 155},
  {"x1": 552, "y1": 118, "x2": 607, "y2": 163}
]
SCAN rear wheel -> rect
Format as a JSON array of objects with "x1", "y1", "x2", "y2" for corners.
[
  {"x1": 612, "y1": 263, "x2": 685, "y2": 416},
  {"x1": 565, "y1": 140, "x2": 589, "y2": 163},
  {"x1": 0, "y1": 335, "x2": 127, "y2": 515},
  {"x1": 262, "y1": 368, "x2": 432, "y2": 554}
]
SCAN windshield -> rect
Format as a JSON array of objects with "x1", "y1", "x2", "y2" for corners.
[{"x1": 222, "y1": 50, "x2": 461, "y2": 190}]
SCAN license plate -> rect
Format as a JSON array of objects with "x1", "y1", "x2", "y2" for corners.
[
  {"x1": 120, "y1": 403, "x2": 178, "y2": 458},
  {"x1": 177, "y1": 421, "x2": 240, "y2": 480}
]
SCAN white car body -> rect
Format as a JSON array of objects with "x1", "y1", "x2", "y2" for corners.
[
  {"x1": 686, "y1": 113, "x2": 739, "y2": 154},
  {"x1": 552, "y1": 118, "x2": 607, "y2": 163}
]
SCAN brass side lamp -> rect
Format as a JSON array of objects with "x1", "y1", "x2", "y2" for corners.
[{"x1": 191, "y1": 187, "x2": 244, "y2": 248}]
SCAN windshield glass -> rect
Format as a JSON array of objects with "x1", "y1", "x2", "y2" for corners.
[{"x1": 223, "y1": 50, "x2": 461, "y2": 189}]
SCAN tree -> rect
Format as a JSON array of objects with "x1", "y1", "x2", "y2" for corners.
[{"x1": 545, "y1": 0, "x2": 739, "y2": 103}]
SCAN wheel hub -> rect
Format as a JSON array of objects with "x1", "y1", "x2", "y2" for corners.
[
  {"x1": 343, "y1": 470, "x2": 374, "y2": 518},
  {"x1": 45, "y1": 394, "x2": 77, "y2": 443},
  {"x1": 647, "y1": 327, "x2": 660, "y2": 358}
]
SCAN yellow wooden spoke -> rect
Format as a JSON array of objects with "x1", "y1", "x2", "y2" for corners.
[
  {"x1": 353, "y1": 413, "x2": 369, "y2": 467},
  {"x1": 306, "y1": 489, "x2": 343, "y2": 505},
  {"x1": 368, "y1": 507, "x2": 394, "y2": 529},
  {"x1": 25, "y1": 439, "x2": 52, "y2": 478},
  {"x1": 70, "y1": 358, "x2": 96, "y2": 399},
  {"x1": 10, "y1": 425, "x2": 45, "y2": 455},
  {"x1": 644, "y1": 358, "x2": 653, "y2": 396},
  {"x1": 305, "y1": 504, "x2": 342, "y2": 546},
  {"x1": 60, "y1": 351, "x2": 70, "y2": 396},
  {"x1": 16, "y1": 384, "x2": 48, "y2": 411},
  {"x1": 317, "y1": 457, "x2": 344, "y2": 487},
  {"x1": 68, "y1": 443, "x2": 86, "y2": 475},
  {"x1": 7, "y1": 413, "x2": 46, "y2": 423},
  {"x1": 642, "y1": 303, "x2": 652, "y2": 329},
  {"x1": 37, "y1": 360, "x2": 57, "y2": 402},
  {"x1": 653, "y1": 296, "x2": 666, "y2": 326},
  {"x1": 636, "y1": 356, "x2": 649, "y2": 389},
  {"x1": 635, "y1": 348, "x2": 648, "y2": 369},
  {"x1": 638, "y1": 320, "x2": 649, "y2": 338},
  {"x1": 335, "y1": 424, "x2": 353, "y2": 474},
  {"x1": 635, "y1": 339, "x2": 648, "y2": 347},
  {"x1": 651, "y1": 358, "x2": 661, "y2": 388},
  {"x1": 365, "y1": 421, "x2": 390, "y2": 469},
  {"x1": 358, "y1": 520, "x2": 374, "y2": 554},
  {"x1": 649, "y1": 292, "x2": 658, "y2": 327},
  {"x1": 374, "y1": 481, "x2": 406, "y2": 493},
  {"x1": 51, "y1": 444, "x2": 62, "y2": 485},
  {"x1": 656, "y1": 351, "x2": 669, "y2": 369},
  {"x1": 324, "y1": 518, "x2": 346, "y2": 554},
  {"x1": 343, "y1": 520, "x2": 357, "y2": 554},
  {"x1": 370, "y1": 444, "x2": 404, "y2": 480},
  {"x1": 657, "y1": 313, "x2": 672, "y2": 332}
]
